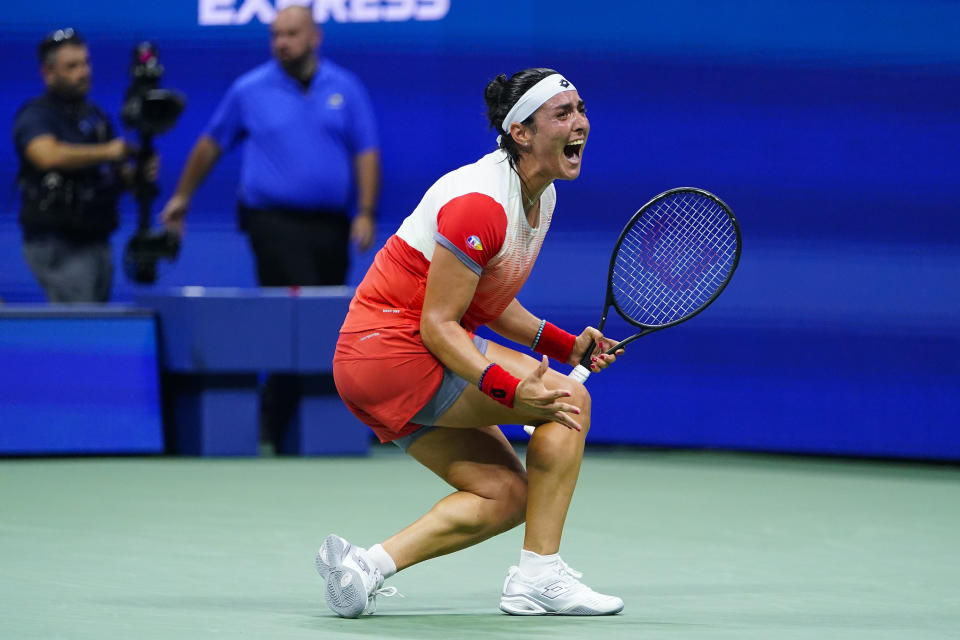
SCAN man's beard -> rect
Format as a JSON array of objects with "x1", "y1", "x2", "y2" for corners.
[
  {"x1": 279, "y1": 52, "x2": 314, "y2": 80},
  {"x1": 51, "y1": 79, "x2": 89, "y2": 102}
]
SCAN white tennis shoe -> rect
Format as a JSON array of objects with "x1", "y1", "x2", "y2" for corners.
[
  {"x1": 315, "y1": 534, "x2": 397, "y2": 618},
  {"x1": 499, "y1": 558, "x2": 624, "y2": 616}
]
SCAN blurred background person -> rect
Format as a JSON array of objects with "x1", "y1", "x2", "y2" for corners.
[
  {"x1": 158, "y1": 6, "x2": 381, "y2": 447},
  {"x1": 13, "y1": 28, "x2": 155, "y2": 303},
  {"x1": 159, "y1": 5, "x2": 380, "y2": 286}
]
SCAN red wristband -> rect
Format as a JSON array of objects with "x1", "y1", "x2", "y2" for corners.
[
  {"x1": 478, "y1": 363, "x2": 520, "y2": 408},
  {"x1": 533, "y1": 321, "x2": 577, "y2": 364}
]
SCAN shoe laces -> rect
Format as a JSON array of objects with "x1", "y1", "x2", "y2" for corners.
[
  {"x1": 374, "y1": 585, "x2": 400, "y2": 598},
  {"x1": 557, "y1": 559, "x2": 583, "y2": 580},
  {"x1": 365, "y1": 569, "x2": 403, "y2": 615},
  {"x1": 554, "y1": 559, "x2": 614, "y2": 603}
]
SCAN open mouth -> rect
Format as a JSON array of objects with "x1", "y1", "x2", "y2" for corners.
[{"x1": 563, "y1": 139, "x2": 584, "y2": 161}]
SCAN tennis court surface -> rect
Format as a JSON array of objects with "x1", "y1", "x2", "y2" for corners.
[{"x1": 2, "y1": 446, "x2": 958, "y2": 639}]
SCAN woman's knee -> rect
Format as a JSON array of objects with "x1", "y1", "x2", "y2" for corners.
[
  {"x1": 548, "y1": 377, "x2": 591, "y2": 433},
  {"x1": 525, "y1": 382, "x2": 590, "y2": 473},
  {"x1": 477, "y1": 468, "x2": 528, "y2": 531},
  {"x1": 570, "y1": 382, "x2": 591, "y2": 428}
]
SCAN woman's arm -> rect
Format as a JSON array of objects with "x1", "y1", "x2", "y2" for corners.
[
  {"x1": 420, "y1": 245, "x2": 584, "y2": 426},
  {"x1": 419, "y1": 245, "x2": 490, "y2": 384},
  {"x1": 486, "y1": 299, "x2": 540, "y2": 346},
  {"x1": 488, "y1": 299, "x2": 621, "y2": 370}
]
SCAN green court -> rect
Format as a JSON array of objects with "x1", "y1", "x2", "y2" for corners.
[{"x1": 2, "y1": 446, "x2": 958, "y2": 639}]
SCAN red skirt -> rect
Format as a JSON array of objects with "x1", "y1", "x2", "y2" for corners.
[{"x1": 332, "y1": 325, "x2": 444, "y2": 443}]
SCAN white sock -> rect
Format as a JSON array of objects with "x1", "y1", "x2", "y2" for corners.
[
  {"x1": 519, "y1": 549, "x2": 559, "y2": 578},
  {"x1": 366, "y1": 543, "x2": 397, "y2": 579}
]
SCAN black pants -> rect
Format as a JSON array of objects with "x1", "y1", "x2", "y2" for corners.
[
  {"x1": 241, "y1": 205, "x2": 351, "y2": 448},
  {"x1": 242, "y1": 205, "x2": 351, "y2": 287}
]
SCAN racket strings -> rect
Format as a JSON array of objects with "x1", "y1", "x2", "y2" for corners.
[{"x1": 613, "y1": 192, "x2": 738, "y2": 326}]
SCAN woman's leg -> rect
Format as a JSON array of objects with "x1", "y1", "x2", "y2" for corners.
[
  {"x1": 320, "y1": 341, "x2": 620, "y2": 617},
  {"x1": 382, "y1": 424, "x2": 527, "y2": 570},
  {"x1": 384, "y1": 341, "x2": 589, "y2": 568}
]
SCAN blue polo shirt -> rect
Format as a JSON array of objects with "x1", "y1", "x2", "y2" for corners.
[{"x1": 205, "y1": 58, "x2": 378, "y2": 212}]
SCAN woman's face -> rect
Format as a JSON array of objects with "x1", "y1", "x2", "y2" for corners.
[{"x1": 524, "y1": 90, "x2": 589, "y2": 181}]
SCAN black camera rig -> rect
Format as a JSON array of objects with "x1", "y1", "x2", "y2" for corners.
[{"x1": 121, "y1": 42, "x2": 186, "y2": 285}]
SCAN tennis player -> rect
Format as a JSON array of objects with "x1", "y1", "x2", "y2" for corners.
[{"x1": 320, "y1": 68, "x2": 625, "y2": 617}]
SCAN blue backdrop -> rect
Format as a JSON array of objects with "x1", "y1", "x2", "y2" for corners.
[
  {"x1": 0, "y1": 309, "x2": 163, "y2": 454},
  {"x1": 1, "y1": 1, "x2": 958, "y2": 458}
]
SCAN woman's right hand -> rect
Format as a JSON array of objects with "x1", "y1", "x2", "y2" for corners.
[{"x1": 514, "y1": 356, "x2": 582, "y2": 431}]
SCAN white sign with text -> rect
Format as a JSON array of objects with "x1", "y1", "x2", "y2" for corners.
[{"x1": 199, "y1": 0, "x2": 450, "y2": 25}]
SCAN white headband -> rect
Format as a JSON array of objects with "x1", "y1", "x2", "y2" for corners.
[{"x1": 500, "y1": 73, "x2": 577, "y2": 136}]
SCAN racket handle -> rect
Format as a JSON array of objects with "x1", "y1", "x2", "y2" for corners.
[
  {"x1": 523, "y1": 364, "x2": 592, "y2": 436},
  {"x1": 569, "y1": 364, "x2": 592, "y2": 383},
  {"x1": 578, "y1": 339, "x2": 596, "y2": 368}
]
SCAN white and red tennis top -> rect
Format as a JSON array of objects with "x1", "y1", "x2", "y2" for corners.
[{"x1": 341, "y1": 149, "x2": 556, "y2": 333}]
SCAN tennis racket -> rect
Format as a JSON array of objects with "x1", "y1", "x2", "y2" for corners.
[{"x1": 524, "y1": 187, "x2": 742, "y2": 435}]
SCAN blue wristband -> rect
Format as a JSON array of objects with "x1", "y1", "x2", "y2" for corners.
[
  {"x1": 531, "y1": 319, "x2": 546, "y2": 350},
  {"x1": 478, "y1": 363, "x2": 496, "y2": 390}
]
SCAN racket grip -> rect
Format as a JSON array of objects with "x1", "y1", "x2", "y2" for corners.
[
  {"x1": 578, "y1": 339, "x2": 596, "y2": 368},
  {"x1": 569, "y1": 364, "x2": 592, "y2": 383},
  {"x1": 522, "y1": 365, "x2": 593, "y2": 436}
]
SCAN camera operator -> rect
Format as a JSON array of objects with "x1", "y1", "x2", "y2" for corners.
[{"x1": 13, "y1": 28, "x2": 158, "y2": 303}]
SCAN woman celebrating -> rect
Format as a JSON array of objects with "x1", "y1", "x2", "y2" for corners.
[{"x1": 320, "y1": 68, "x2": 625, "y2": 617}]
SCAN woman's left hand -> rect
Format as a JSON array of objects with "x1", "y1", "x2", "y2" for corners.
[{"x1": 569, "y1": 327, "x2": 625, "y2": 372}]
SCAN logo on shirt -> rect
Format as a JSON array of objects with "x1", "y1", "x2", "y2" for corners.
[
  {"x1": 466, "y1": 235, "x2": 483, "y2": 251},
  {"x1": 327, "y1": 93, "x2": 344, "y2": 109}
]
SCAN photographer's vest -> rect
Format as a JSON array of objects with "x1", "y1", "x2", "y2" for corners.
[{"x1": 15, "y1": 93, "x2": 121, "y2": 241}]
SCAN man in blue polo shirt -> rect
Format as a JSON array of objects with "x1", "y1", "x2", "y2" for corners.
[
  {"x1": 159, "y1": 5, "x2": 380, "y2": 286},
  {"x1": 159, "y1": 5, "x2": 380, "y2": 447}
]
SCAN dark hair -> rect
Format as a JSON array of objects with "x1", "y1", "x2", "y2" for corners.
[
  {"x1": 484, "y1": 67, "x2": 558, "y2": 163},
  {"x1": 38, "y1": 28, "x2": 85, "y2": 65}
]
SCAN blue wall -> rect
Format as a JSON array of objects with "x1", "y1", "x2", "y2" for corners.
[
  {"x1": 1, "y1": 1, "x2": 958, "y2": 457},
  {"x1": 0, "y1": 309, "x2": 164, "y2": 454}
]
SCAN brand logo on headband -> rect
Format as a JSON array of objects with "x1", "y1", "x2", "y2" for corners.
[{"x1": 500, "y1": 73, "x2": 578, "y2": 139}]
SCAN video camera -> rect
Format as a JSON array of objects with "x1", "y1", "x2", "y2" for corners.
[{"x1": 121, "y1": 42, "x2": 186, "y2": 285}]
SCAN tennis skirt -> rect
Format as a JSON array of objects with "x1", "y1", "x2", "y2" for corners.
[{"x1": 333, "y1": 325, "x2": 455, "y2": 443}]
